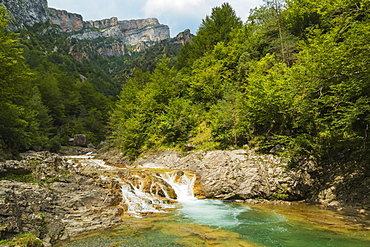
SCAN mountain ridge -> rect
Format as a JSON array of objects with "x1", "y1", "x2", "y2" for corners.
[{"x1": 1, "y1": 0, "x2": 172, "y2": 50}]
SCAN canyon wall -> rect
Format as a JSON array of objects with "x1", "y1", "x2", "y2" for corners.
[{"x1": 1, "y1": 0, "x2": 171, "y2": 51}]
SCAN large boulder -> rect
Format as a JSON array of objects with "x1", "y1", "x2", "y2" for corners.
[
  {"x1": 73, "y1": 134, "x2": 87, "y2": 147},
  {"x1": 134, "y1": 149, "x2": 313, "y2": 201}
]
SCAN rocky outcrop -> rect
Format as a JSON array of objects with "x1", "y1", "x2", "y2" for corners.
[
  {"x1": 73, "y1": 134, "x2": 88, "y2": 147},
  {"x1": 134, "y1": 149, "x2": 313, "y2": 201},
  {"x1": 2, "y1": 0, "x2": 171, "y2": 53},
  {"x1": 48, "y1": 8, "x2": 83, "y2": 32},
  {"x1": 0, "y1": 160, "x2": 31, "y2": 176},
  {"x1": 174, "y1": 29, "x2": 193, "y2": 45},
  {"x1": 96, "y1": 41, "x2": 126, "y2": 57},
  {"x1": 0, "y1": 0, "x2": 49, "y2": 31},
  {"x1": 85, "y1": 17, "x2": 118, "y2": 29},
  {"x1": 133, "y1": 149, "x2": 370, "y2": 215},
  {"x1": 0, "y1": 152, "x2": 123, "y2": 246},
  {"x1": 70, "y1": 18, "x2": 170, "y2": 46}
]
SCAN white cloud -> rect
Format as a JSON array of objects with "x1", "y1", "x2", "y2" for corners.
[{"x1": 143, "y1": 0, "x2": 205, "y2": 16}]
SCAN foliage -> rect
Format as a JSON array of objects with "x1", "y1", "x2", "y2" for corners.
[
  {"x1": 176, "y1": 3, "x2": 242, "y2": 71},
  {"x1": 14, "y1": 233, "x2": 43, "y2": 247},
  {"x1": 0, "y1": 5, "x2": 120, "y2": 156},
  {"x1": 0, "y1": 7, "x2": 36, "y2": 153},
  {"x1": 109, "y1": 0, "x2": 370, "y2": 176},
  {"x1": 0, "y1": 173, "x2": 38, "y2": 184},
  {"x1": 2, "y1": 0, "x2": 370, "y2": 177},
  {"x1": 0, "y1": 233, "x2": 43, "y2": 247}
]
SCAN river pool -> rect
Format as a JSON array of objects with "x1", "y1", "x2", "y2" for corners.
[{"x1": 61, "y1": 199, "x2": 369, "y2": 247}]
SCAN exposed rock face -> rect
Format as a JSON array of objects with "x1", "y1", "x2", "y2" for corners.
[
  {"x1": 134, "y1": 149, "x2": 313, "y2": 201},
  {"x1": 175, "y1": 29, "x2": 193, "y2": 45},
  {"x1": 71, "y1": 17, "x2": 170, "y2": 46},
  {"x1": 133, "y1": 149, "x2": 370, "y2": 214},
  {"x1": 96, "y1": 41, "x2": 126, "y2": 57},
  {"x1": 49, "y1": 8, "x2": 83, "y2": 32},
  {"x1": 0, "y1": 0, "x2": 49, "y2": 30},
  {"x1": 0, "y1": 152, "x2": 123, "y2": 246},
  {"x1": 0, "y1": 160, "x2": 31, "y2": 176},
  {"x1": 85, "y1": 17, "x2": 118, "y2": 29},
  {"x1": 2, "y1": 0, "x2": 171, "y2": 55}
]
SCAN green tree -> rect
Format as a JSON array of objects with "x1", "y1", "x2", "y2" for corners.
[
  {"x1": 177, "y1": 3, "x2": 242, "y2": 71},
  {"x1": 0, "y1": 7, "x2": 34, "y2": 153},
  {"x1": 292, "y1": 1, "x2": 370, "y2": 163},
  {"x1": 247, "y1": 0, "x2": 298, "y2": 65},
  {"x1": 26, "y1": 86, "x2": 54, "y2": 150}
]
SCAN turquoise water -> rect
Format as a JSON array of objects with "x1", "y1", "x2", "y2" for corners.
[{"x1": 62, "y1": 199, "x2": 370, "y2": 247}]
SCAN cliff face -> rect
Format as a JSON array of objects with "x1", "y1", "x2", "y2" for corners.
[
  {"x1": 1, "y1": 0, "x2": 177, "y2": 58},
  {"x1": 0, "y1": 0, "x2": 49, "y2": 30},
  {"x1": 70, "y1": 17, "x2": 170, "y2": 46},
  {"x1": 49, "y1": 8, "x2": 83, "y2": 32},
  {"x1": 85, "y1": 17, "x2": 118, "y2": 29},
  {"x1": 69, "y1": 40, "x2": 127, "y2": 61},
  {"x1": 2, "y1": 0, "x2": 170, "y2": 45}
]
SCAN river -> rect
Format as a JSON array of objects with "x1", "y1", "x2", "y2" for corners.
[{"x1": 60, "y1": 156, "x2": 370, "y2": 247}]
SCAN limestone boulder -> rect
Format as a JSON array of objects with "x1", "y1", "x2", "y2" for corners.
[{"x1": 134, "y1": 149, "x2": 313, "y2": 201}]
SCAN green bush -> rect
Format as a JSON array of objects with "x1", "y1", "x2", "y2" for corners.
[{"x1": 15, "y1": 233, "x2": 43, "y2": 247}]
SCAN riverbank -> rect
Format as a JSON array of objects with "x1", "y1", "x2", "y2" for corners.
[
  {"x1": 0, "y1": 151, "x2": 123, "y2": 246},
  {"x1": 129, "y1": 149, "x2": 370, "y2": 216}
]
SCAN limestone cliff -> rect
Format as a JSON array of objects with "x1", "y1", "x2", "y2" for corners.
[
  {"x1": 70, "y1": 17, "x2": 170, "y2": 46},
  {"x1": 69, "y1": 40, "x2": 127, "y2": 61},
  {"x1": 85, "y1": 17, "x2": 118, "y2": 29},
  {"x1": 1, "y1": 0, "x2": 171, "y2": 55},
  {"x1": 49, "y1": 8, "x2": 83, "y2": 32},
  {"x1": 0, "y1": 0, "x2": 49, "y2": 31}
]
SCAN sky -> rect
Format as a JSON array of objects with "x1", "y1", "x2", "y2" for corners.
[{"x1": 47, "y1": 0, "x2": 264, "y2": 37}]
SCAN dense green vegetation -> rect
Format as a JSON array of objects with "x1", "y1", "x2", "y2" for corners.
[
  {"x1": 0, "y1": 7, "x2": 116, "y2": 158},
  {"x1": 1, "y1": 0, "x2": 369, "y2": 176},
  {"x1": 0, "y1": 4, "x2": 184, "y2": 159},
  {"x1": 111, "y1": 0, "x2": 370, "y2": 176}
]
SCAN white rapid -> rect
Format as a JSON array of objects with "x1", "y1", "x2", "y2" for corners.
[
  {"x1": 159, "y1": 171, "x2": 196, "y2": 201},
  {"x1": 160, "y1": 171, "x2": 247, "y2": 228},
  {"x1": 119, "y1": 170, "x2": 197, "y2": 217},
  {"x1": 66, "y1": 154, "x2": 122, "y2": 170},
  {"x1": 119, "y1": 178, "x2": 177, "y2": 218}
]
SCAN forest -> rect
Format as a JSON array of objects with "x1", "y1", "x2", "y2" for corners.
[
  {"x1": 1, "y1": 0, "x2": 370, "y2": 176},
  {"x1": 110, "y1": 0, "x2": 370, "y2": 173}
]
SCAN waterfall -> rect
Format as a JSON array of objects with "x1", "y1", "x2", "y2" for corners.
[
  {"x1": 159, "y1": 171, "x2": 196, "y2": 201},
  {"x1": 66, "y1": 154, "x2": 198, "y2": 218},
  {"x1": 159, "y1": 171, "x2": 246, "y2": 228},
  {"x1": 120, "y1": 182, "x2": 175, "y2": 218},
  {"x1": 117, "y1": 170, "x2": 196, "y2": 217}
]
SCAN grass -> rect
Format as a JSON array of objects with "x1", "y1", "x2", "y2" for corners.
[
  {"x1": 0, "y1": 233, "x2": 42, "y2": 247},
  {"x1": 0, "y1": 173, "x2": 39, "y2": 184}
]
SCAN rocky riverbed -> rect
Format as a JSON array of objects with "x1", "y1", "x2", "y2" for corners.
[{"x1": 0, "y1": 149, "x2": 369, "y2": 246}]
